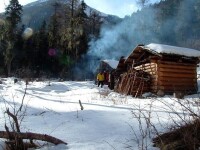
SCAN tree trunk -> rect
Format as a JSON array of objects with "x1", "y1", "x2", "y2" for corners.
[{"x1": 0, "y1": 131, "x2": 67, "y2": 145}]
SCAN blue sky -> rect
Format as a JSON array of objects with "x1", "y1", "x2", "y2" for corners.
[
  {"x1": 0, "y1": 0, "x2": 160, "y2": 18},
  {"x1": 84, "y1": 0, "x2": 138, "y2": 18}
]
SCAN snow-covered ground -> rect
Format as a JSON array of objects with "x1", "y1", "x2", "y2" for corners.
[{"x1": 0, "y1": 78, "x2": 199, "y2": 150}]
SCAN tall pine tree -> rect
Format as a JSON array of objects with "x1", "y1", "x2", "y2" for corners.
[{"x1": 3, "y1": 0, "x2": 22, "y2": 76}]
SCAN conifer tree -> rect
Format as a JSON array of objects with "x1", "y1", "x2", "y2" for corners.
[
  {"x1": 3, "y1": 0, "x2": 22, "y2": 76},
  {"x1": 5, "y1": 0, "x2": 22, "y2": 36},
  {"x1": 88, "y1": 10, "x2": 102, "y2": 38},
  {"x1": 68, "y1": 0, "x2": 79, "y2": 59},
  {"x1": 75, "y1": 0, "x2": 89, "y2": 56},
  {"x1": 48, "y1": 2, "x2": 60, "y2": 48},
  {"x1": 36, "y1": 20, "x2": 49, "y2": 70}
]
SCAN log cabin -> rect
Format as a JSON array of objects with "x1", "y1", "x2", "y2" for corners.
[
  {"x1": 96, "y1": 59, "x2": 118, "y2": 73},
  {"x1": 95, "y1": 59, "x2": 118, "y2": 84},
  {"x1": 124, "y1": 43, "x2": 200, "y2": 95}
]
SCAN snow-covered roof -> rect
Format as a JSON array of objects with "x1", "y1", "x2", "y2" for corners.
[
  {"x1": 143, "y1": 43, "x2": 200, "y2": 57},
  {"x1": 102, "y1": 59, "x2": 119, "y2": 69}
]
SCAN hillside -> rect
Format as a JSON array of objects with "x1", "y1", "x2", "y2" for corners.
[{"x1": 21, "y1": 0, "x2": 122, "y2": 29}]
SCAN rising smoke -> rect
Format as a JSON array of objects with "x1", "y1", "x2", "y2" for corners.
[
  {"x1": 81, "y1": 6, "x2": 158, "y2": 77},
  {"x1": 76, "y1": 0, "x2": 197, "y2": 80}
]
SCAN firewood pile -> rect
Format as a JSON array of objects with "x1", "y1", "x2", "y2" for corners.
[{"x1": 114, "y1": 68, "x2": 151, "y2": 97}]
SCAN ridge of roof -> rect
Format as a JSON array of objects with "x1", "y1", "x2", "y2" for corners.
[{"x1": 142, "y1": 43, "x2": 200, "y2": 57}]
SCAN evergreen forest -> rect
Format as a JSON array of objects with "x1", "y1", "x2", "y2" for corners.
[{"x1": 0, "y1": 0, "x2": 199, "y2": 80}]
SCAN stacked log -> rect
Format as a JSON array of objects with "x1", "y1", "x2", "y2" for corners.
[
  {"x1": 135, "y1": 63, "x2": 157, "y2": 93},
  {"x1": 134, "y1": 61, "x2": 198, "y2": 94},
  {"x1": 114, "y1": 68, "x2": 150, "y2": 97},
  {"x1": 156, "y1": 61, "x2": 197, "y2": 94}
]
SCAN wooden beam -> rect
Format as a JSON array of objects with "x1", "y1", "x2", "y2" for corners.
[
  {"x1": 158, "y1": 61, "x2": 197, "y2": 67},
  {"x1": 159, "y1": 72, "x2": 196, "y2": 78},
  {"x1": 151, "y1": 86, "x2": 197, "y2": 91},
  {"x1": 157, "y1": 81, "x2": 197, "y2": 86},
  {"x1": 152, "y1": 78, "x2": 197, "y2": 83},
  {"x1": 159, "y1": 76, "x2": 197, "y2": 81},
  {"x1": 158, "y1": 64, "x2": 196, "y2": 69},
  {"x1": 159, "y1": 68, "x2": 196, "y2": 74}
]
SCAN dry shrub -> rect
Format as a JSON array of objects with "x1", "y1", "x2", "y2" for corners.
[{"x1": 153, "y1": 118, "x2": 200, "y2": 150}]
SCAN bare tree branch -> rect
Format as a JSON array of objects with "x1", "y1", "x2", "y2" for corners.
[{"x1": 0, "y1": 131, "x2": 67, "y2": 145}]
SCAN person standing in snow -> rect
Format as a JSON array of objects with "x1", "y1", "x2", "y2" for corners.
[
  {"x1": 103, "y1": 70, "x2": 109, "y2": 85},
  {"x1": 108, "y1": 70, "x2": 115, "y2": 90},
  {"x1": 97, "y1": 71, "x2": 105, "y2": 88}
]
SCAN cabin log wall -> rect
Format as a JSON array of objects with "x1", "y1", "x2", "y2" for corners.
[
  {"x1": 157, "y1": 61, "x2": 197, "y2": 94},
  {"x1": 135, "y1": 61, "x2": 197, "y2": 94}
]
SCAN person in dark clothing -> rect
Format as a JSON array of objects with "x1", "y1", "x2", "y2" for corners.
[{"x1": 108, "y1": 70, "x2": 115, "y2": 90}]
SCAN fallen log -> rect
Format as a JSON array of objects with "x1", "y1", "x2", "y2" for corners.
[{"x1": 0, "y1": 131, "x2": 67, "y2": 145}]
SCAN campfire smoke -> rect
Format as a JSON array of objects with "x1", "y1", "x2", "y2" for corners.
[{"x1": 75, "y1": 0, "x2": 194, "y2": 80}]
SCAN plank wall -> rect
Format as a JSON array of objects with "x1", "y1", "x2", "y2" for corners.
[
  {"x1": 156, "y1": 61, "x2": 197, "y2": 93},
  {"x1": 135, "y1": 61, "x2": 198, "y2": 94}
]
